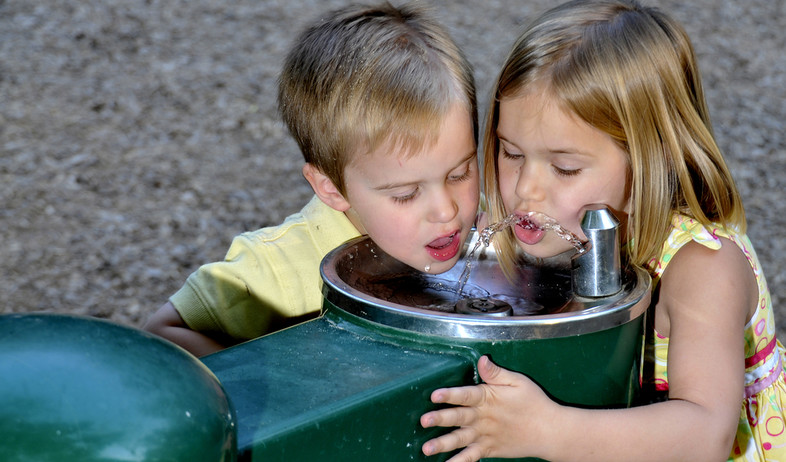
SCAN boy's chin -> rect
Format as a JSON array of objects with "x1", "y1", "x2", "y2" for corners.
[{"x1": 411, "y1": 257, "x2": 459, "y2": 275}]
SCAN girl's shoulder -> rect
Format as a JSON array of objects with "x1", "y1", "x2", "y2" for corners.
[
  {"x1": 647, "y1": 214, "x2": 750, "y2": 279},
  {"x1": 650, "y1": 214, "x2": 761, "y2": 337}
]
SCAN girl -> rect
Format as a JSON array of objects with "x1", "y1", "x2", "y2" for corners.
[{"x1": 420, "y1": 1, "x2": 785, "y2": 461}]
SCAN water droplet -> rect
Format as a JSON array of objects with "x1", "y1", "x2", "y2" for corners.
[{"x1": 424, "y1": 265, "x2": 431, "y2": 273}]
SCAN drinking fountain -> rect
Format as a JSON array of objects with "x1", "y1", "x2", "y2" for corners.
[{"x1": 201, "y1": 208, "x2": 651, "y2": 461}]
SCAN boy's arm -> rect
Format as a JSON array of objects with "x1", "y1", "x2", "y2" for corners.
[{"x1": 143, "y1": 301, "x2": 228, "y2": 357}]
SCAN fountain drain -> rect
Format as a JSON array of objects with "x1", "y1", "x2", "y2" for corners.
[{"x1": 455, "y1": 297, "x2": 513, "y2": 317}]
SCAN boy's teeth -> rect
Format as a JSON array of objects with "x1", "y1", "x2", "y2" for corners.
[{"x1": 429, "y1": 234, "x2": 453, "y2": 248}]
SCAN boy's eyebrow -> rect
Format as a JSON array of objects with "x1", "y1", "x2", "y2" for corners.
[
  {"x1": 452, "y1": 150, "x2": 478, "y2": 167},
  {"x1": 374, "y1": 150, "x2": 477, "y2": 191}
]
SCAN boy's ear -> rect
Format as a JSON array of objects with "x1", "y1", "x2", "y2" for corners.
[{"x1": 302, "y1": 163, "x2": 351, "y2": 212}]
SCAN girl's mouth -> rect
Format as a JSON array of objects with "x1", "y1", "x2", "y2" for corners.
[
  {"x1": 513, "y1": 215, "x2": 545, "y2": 246},
  {"x1": 426, "y1": 231, "x2": 461, "y2": 262}
]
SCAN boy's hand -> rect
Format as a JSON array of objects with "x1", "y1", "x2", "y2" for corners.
[{"x1": 419, "y1": 355, "x2": 556, "y2": 461}]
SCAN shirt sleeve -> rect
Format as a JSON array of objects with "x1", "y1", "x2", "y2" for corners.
[
  {"x1": 169, "y1": 196, "x2": 361, "y2": 341},
  {"x1": 169, "y1": 233, "x2": 290, "y2": 340}
]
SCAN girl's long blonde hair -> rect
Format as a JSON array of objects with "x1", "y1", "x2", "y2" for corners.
[{"x1": 484, "y1": 0, "x2": 745, "y2": 273}]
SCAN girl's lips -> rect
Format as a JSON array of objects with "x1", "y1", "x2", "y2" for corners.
[
  {"x1": 426, "y1": 231, "x2": 461, "y2": 262},
  {"x1": 513, "y1": 215, "x2": 545, "y2": 246}
]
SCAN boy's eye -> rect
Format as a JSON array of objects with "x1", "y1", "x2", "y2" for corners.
[
  {"x1": 392, "y1": 188, "x2": 419, "y2": 204},
  {"x1": 448, "y1": 162, "x2": 473, "y2": 183}
]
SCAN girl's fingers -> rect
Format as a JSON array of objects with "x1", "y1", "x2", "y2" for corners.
[
  {"x1": 422, "y1": 426, "x2": 480, "y2": 458},
  {"x1": 430, "y1": 379, "x2": 488, "y2": 406},
  {"x1": 430, "y1": 356, "x2": 519, "y2": 406},
  {"x1": 477, "y1": 355, "x2": 519, "y2": 386},
  {"x1": 421, "y1": 402, "x2": 478, "y2": 428}
]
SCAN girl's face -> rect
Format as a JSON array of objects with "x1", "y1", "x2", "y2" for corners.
[
  {"x1": 342, "y1": 104, "x2": 479, "y2": 274},
  {"x1": 496, "y1": 92, "x2": 630, "y2": 258}
]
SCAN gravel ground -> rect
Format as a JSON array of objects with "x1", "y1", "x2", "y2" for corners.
[{"x1": 2, "y1": 1, "x2": 784, "y2": 336}]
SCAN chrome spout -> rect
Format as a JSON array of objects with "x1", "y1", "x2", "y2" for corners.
[{"x1": 572, "y1": 208, "x2": 621, "y2": 298}]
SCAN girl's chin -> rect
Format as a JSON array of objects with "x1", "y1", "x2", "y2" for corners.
[{"x1": 516, "y1": 241, "x2": 576, "y2": 260}]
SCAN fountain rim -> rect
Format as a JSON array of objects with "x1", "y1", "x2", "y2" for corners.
[{"x1": 320, "y1": 236, "x2": 651, "y2": 340}]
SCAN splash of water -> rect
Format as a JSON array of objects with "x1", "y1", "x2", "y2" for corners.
[
  {"x1": 454, "y1": 212, "x2": 588, "y2": 295},
  {"x1": 521, "y1": 212, "x2": 588, "y2": 254}
]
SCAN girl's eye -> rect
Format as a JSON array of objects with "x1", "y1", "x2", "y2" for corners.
[
  {"x1": 554, "y1": 166, "x2": 581, "y2": 177},
  {"x1": 500, "y1": 146, "x2": 523, "y2": 160},
  {"x1": 392, "y1": 188, "x2": 419, "y2": 204}
]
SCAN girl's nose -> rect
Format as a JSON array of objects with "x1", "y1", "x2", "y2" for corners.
[
  {"x1": 429, "y1": 188, "x2": 459, "y2": 223},
  {"x1": 515, "y1": 164, "x2": 546, "y2": 203}
]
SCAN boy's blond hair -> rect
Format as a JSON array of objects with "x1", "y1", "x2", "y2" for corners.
[
  {"x1": 484, "y1": 0, "x2": 744, "y2": 271},
  {"x1": 278, "y1": 2, "x2": 477, "y2": 195}
]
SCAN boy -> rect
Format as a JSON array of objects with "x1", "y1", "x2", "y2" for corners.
[{"x1": 143, "y1": 2, "x2": 480, "y2": 356}]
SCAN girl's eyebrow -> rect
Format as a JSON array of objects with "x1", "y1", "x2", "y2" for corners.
[
  {"x1": 549, "y1": 148, "x2": 581, "y2": 155},
  {"x1": 497, "y1": 135, "x2": 521, "y2": 151},
  {"x1": 374, "y1": 150, "x2": 477, "y2": 191},
  {"x1": 499, "y1": 135, "x2": 585, "y2": 157}
]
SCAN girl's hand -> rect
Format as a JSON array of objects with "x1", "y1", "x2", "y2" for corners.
[{"x1": 420, "y1": 355, "x2": 557, "y2": 461}]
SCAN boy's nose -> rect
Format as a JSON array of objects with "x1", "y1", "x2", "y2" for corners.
[{"x1": 429, "y1": 188, "x2": 459, "y2": 223}]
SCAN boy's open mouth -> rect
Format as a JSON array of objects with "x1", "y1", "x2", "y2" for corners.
[{"x1": 426, "y1": 231, "x2": 461, "y2": 262}]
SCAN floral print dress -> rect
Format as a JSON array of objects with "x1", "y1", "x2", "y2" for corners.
[{"x1": 643, "y1": 214, "x2": 786, "y2": 461}]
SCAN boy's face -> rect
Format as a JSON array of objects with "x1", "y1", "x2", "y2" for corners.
[
  {"x1": 342, "y1": 104, "x2": 479, "y2": 274},
  {"x1": 496, "y1": 92, "x2": 630, "y2": 259}
]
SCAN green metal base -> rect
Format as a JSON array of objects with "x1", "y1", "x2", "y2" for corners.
[
  {"x1": 202, "y1": 315, "x2": 476, "y2": 461},
  {"x1": 203, "y1": 303, "x2": 644, "y2": 461},
  {"x1": 325, "y1": 301, "x2": 644, "y2": 408}
]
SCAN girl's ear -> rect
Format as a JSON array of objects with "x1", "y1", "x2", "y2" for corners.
[{"x1": 302, "y1": 163, "x2": 351, "y2": 212}]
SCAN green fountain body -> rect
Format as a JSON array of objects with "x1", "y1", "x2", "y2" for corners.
[{"x1": 203, "y1": 229, "x2": 651, "y2": 462}]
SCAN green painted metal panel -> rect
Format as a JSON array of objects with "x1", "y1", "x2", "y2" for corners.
[
  {"x1": 0, "y1": 313, "x2": 236, "y2": 462},
  {"x1": 204, "y1": 302, "x2": 644, "y2": 461},
  {"x1": 326, "y1": 302, "x2": 644, "y2": 408},
  {"x1": 203, "y1": 316, "x2": 476, "y2": 461}
]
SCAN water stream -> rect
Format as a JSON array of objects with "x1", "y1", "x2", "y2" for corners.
[
  {"x1": 341, "y1": 212, "x2": 588, "y2": 316},
  {"x1": 455, "y1": 212, "x2": 588, "y2": 296}
]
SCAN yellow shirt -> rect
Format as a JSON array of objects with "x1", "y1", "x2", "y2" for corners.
[{"x1": 170, "y1": 196, "x2": 360, "y2": 341}]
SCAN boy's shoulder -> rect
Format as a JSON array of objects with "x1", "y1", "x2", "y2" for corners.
[{"x1": 236, "y1": 195, "x2": 360, "y2": 252}]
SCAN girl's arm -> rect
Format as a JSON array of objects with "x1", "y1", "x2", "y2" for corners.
[{"x1": 421, "y1": 238, "x2": 756, "y2": 462}]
